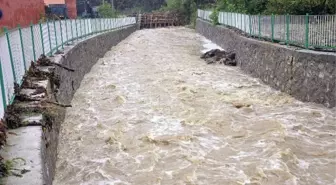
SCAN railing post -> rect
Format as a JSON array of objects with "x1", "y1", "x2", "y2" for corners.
[
  {"x1": 249, "y1": 15, "x2": 252, "y2": 36},
  {"x1": 18, "y1": 25, "x2": 27, "y2": 71},
  {"x1": 39, "y1": 21, "x2": 45, "y2": 55},
  {"x1": 30, "y1": 22, "x2": 37, "y2": 62},
  {"x1": 286, "y1": 14, "x2": 289, "y2": 45},
  {"x1": 60, "y1": 20, "x2": 64, "y2": 49},
  {"x1": 90, "y1": 19, "x2": 93, "y2": 35},
  {"x1": 100, "y1": 18, "x2": 102, "y2": 32},
  {"x1": 70, "y1": 19, "x2": 74, "y2": 42},
  {"x1": 240, "y1": 13, "x2": 242, "y2": 30},
  {"x1": 83, "y1": 19, "x2": 86, "y2": 38},
  {"x1": 65, "y1": 18, "x2": 69, "y2": 44},
  {"x1": 258, "y1": 14, "x2": 261, "y2": 39},
  {"x1": 53, "y1": 20, "x2": 58, "y2": 51},
  {"x1": 0, "y1": 60, "x2": 7, "y2": 110},
  {"x1": 75, "y1": 19, "x2": 79, "y2": 41},
  {"x1": 4, "y1": 27, "x2": 17, "y2": 83},
  {"x1": 305, "y1": 13, "x2": 309, "y2": 49},
  {"x1": 271, "y1": 14, "x2": 274, "y2": 42},
  {"x1": 47, "y1": 20, "x2": 52, "y2": 56},
  {"x1": 79, "y1": 19, "x2": 82, "y2": 38},
  {"x1": 233, "y1": 13, "x2": 238, "y2": 28}
]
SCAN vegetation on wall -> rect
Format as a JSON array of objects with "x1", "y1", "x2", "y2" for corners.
[{"x1": 209, "y1": 9, "x2": 219, "y2": 25}]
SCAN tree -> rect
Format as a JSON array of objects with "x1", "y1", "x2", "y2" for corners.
[{"x1": 98, "y1": 2, "x2": 118, "y2": 18}]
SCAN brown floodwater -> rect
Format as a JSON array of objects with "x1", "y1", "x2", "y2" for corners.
[{"x1": 53, "y1": 27, "x2": 336, "y2": 185}]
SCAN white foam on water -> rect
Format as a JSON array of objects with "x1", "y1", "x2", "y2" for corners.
[
  {"x1": 80, "y1": 179, "x2": 130, "y2": 185},
  {"x1": 150, "y1": 116, "x2": 184, "y2": 136},
  {"x1": 297, "y1": 159, "x2": 310, "y2": 170},
  {"x1": 201, "y1": 37, "x2": 223, "y2": 54}
]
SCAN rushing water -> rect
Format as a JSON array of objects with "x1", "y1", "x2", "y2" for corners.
[{"x1": 54, "y1": 28, "x2": 336, "y2": 185}]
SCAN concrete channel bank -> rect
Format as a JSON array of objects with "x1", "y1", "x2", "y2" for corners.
[
  {"x1": 196, "y1": 19, "x2": 336, "y2": 108},
  {"x1": 1, "y1": 25, "x2": 137, "y2": 185}
]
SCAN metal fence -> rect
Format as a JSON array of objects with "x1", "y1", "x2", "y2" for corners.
[
  {"x1": 0, "y1": 17, "x2": 136, "y2": 118},
  {"x1": 198, "y1": 9, "x2": 336, "y2": 50}
]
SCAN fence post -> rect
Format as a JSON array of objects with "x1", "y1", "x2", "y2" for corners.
[
  {"x1": 0, "y1": 60, "x2": 7, "y2": 110},
  {"x1": 110, "y1": 18, "x2": 112, "y2": 30},
  {"x1": 39, "y1": 21, "x2": 45, "y2": 55},
  {"x1": 271, "y1": 14, "x2": 274, "y2": 42},
  {"x1": 249, "y1": 15, "x2": 252, "y2": 36},
  {"x1": 90, "y1": 19, "x2": 93, "y2": 35},
  {"x1": 225, "y1": 12, "x2": 227, "y2": 25},
  {"x1": 30, "y1": 22, "x2": 37, "y2": 62},
  {"x1": 75, "y1": 19, "x2": 79, "y2": 41},
  {"x1": 60, "y1": 20, "x2": 64, "y2": 49},
  {"x1": 70, "y1": 19, "x2": 74, "y2": 42},
  {"x1": 240, "y1": 13, "x2": 242, "y2": 30},
  {"x1": 83, "y1": 19, "x2": 86, "y2": 37},
  {"x1": 234, "y1": 13, "x2": 236, "y2": 28},
  {"x1": 18, "y1": 25, "x2": 27, "y2": 71},
  {"x1": 53, "y1": 20, "x2": 58, "y2": 51},
  {"x1": 286, "y1": 14, "x2": 289, "y2": 45},
  {"x1": 100, "y1": 18, "x2": 102, "y2": 31},
  {"x1": 4, "y1": 27, "x2": 17, "y2": 83},
  {"x1": 47, "y1": 20, "x2": 52, "y2": 56},
  {"x1": 79, "y1": 19, "x2": 82, "y2": 38},
  {"x1": 305, "y1": 13, "x2": 309, "y2": 49},
  {"x1": 258, "y1": 14, "x2": 261, "y2": 39},
  {"x1": 65, "y1": 18, "x2": 69, "y2": 44}
]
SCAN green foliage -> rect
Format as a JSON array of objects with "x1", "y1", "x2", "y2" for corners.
[
  {"x1": 209, "y1": 9, "x2": 219, "y2": 25},
  {"x1": 161, "y1": 0, "x2": 198, "y2": 25},
  {"x1": 165, "y1": 0, "x2": 183, "y2": 11},
  {"x1": 214, "y1": 0, "x2": 335, "y2": 15},
  {"x1": 265, "y1": 0, "x2": 335, "y2": 14},
  {"x1": 98, "y1": 3, "x2": 118, "y2": 18}
]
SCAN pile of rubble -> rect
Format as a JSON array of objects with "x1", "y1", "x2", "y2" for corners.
[{"x1": 201, "y1": 49, "x2": 237, "y2": 66}]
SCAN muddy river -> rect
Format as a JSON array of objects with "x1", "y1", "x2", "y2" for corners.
[{"x1": 53, "y1": 28, "x2": 336, "y2": 185}]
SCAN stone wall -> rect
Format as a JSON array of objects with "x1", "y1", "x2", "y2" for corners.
[
  {"x1": 196, "y1": 19, "x2": 336, "y2": 108},
  {"x1": 42, "y1": 25, "x2": 137, "y2": 185}
]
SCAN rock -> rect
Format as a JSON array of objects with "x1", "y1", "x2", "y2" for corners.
[{"x1": 201, "y1": 49, "x2": 236, "y2": 66}]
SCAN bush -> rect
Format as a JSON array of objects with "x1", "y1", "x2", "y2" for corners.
[
  {"x1": 214, "y1": 0, "x2": 335, "y2": 15},
  {"x1": 161, "y1": 0, "x2": 197, "y2": 25},
  {"x1": 209, "y1": 9, "x2": 219, "y2": 25},
  {"x1": 98, "y1": 3, "x2": 118, "y2": 18}
]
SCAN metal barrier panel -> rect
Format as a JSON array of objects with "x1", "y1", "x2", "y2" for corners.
[{"x1": 197, "y1": 9, "x2": 335, "y2": 49}]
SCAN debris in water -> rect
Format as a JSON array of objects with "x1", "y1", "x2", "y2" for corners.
[
  {"x1": 106, "y1": 84, "x2": 116, "y2": 89},
  {"x1": 232, "y1": 102, "x2": 251, "y2": 109},
  {"x1": 201, "y1": 49, "x2": 237, "y2": 66},
  {"x1": 114, "y1": 95, "x2": 126, "y2": 104}
]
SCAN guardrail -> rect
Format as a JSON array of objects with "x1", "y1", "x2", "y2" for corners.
[
  {"x1": 198, "y1": 9, "x2": 336, "y2": 50},
  {"x1": 0, "y1": 17, "x2": 136, "y2": 118}
]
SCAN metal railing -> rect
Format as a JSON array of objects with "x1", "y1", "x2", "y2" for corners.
[
  {"x1": 0, "y1": 17, "x2": 136, "y2": 118},
  {"x1": 198, "y1": 9, "x2": 336, "y2": 50}
]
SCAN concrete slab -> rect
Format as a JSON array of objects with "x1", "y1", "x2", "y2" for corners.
[
  {"x1": 20, "y1": 114, "x2": 44, "y2": 126},
  {"x1": 0, "y1": 127, "x2": 43, "y2": 185}
]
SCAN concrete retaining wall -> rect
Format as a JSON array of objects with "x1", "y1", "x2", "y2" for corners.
[{"x1": 196, "y1": 19, "x2": 336, "y2": 108}]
